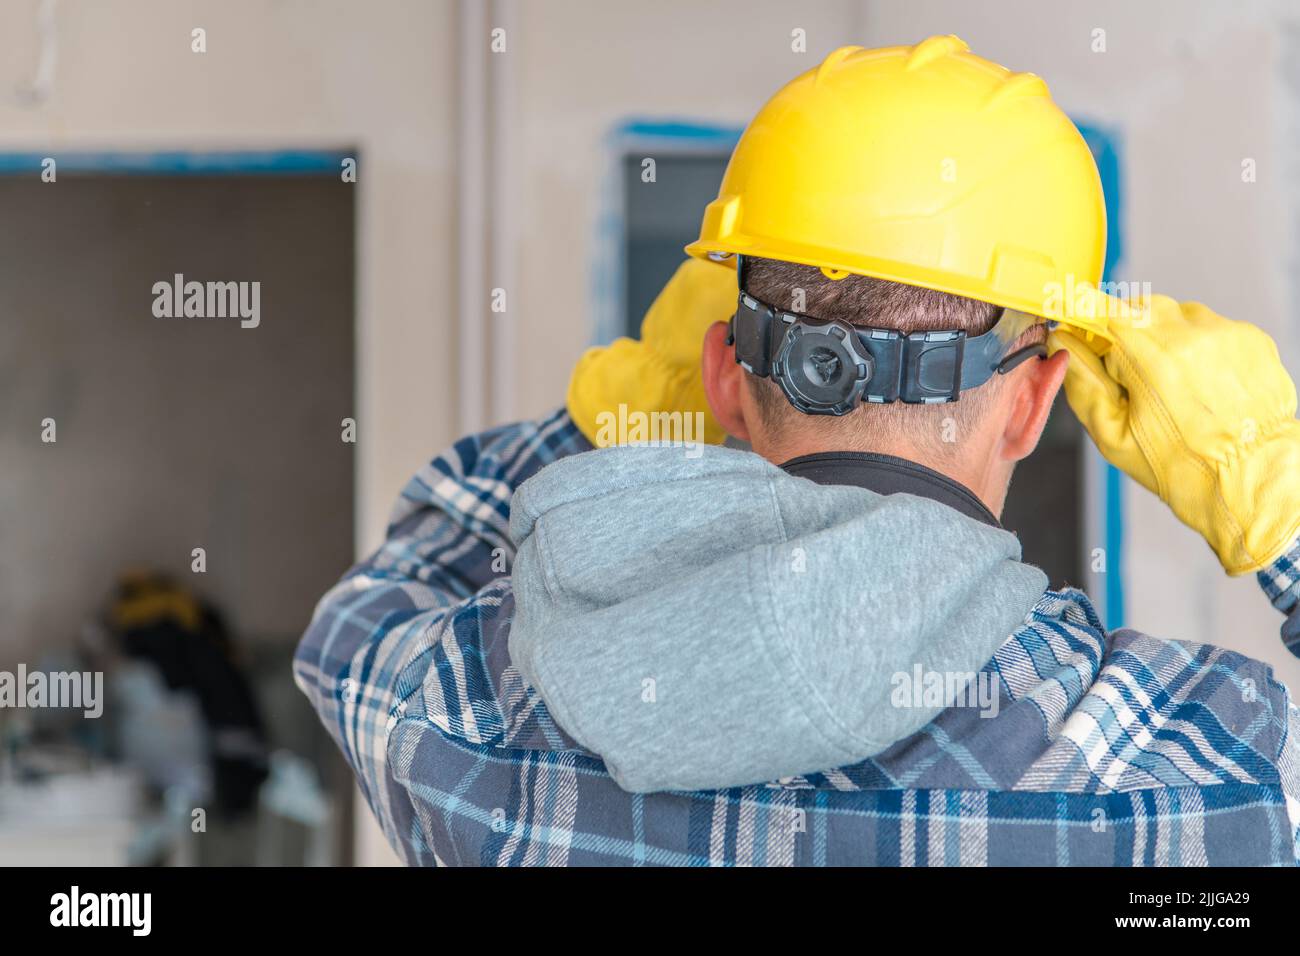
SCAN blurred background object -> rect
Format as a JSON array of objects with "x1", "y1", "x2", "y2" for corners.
[
  {"x1": 1, "y1": 0, "x2": 1299, "y2": 865},
  {"x1": 108, "y1": 572, "x2": 269, "y2": 818}
]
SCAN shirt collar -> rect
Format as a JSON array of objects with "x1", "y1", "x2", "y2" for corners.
[{"x1": 778, "y1": 451, "x2": 1000, "y2": 528}]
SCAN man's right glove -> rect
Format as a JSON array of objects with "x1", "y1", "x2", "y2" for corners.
[{"x1": 1050, "y1": 296, "x2": 1300, "y2": 575}]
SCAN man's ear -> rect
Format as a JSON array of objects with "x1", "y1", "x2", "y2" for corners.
[
  {"x1": 1001, "y1": 348, "x2": 1069, "y2": 461},
  {"x1": 701, "y1": 321, "x2": 751, "y2": 442}
]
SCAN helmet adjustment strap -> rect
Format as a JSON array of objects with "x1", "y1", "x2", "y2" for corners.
[{"x1": 727, "y1": 257, "x2": 1044, "y2": 415}]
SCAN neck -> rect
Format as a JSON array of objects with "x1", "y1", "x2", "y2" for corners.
[{"x1": 753, "y1": 435, "x2": 1010, "y2": 518}]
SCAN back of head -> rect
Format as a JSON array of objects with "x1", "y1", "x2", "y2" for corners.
[
  {"x1": 688, "y1": 35, "x2": 1099, "y2": 502},
  {"x1": 741, "y1": 257, "x2": 1045, "y2": 463}
]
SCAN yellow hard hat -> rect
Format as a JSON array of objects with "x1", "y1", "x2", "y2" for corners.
[{"x1": 686, "y1": 35, "x2": 1119, "y2": 342}]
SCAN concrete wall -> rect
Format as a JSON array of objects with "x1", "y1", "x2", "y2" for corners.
[{"x1": 0, "y1": 175, "x2": 354, "y2": 661}]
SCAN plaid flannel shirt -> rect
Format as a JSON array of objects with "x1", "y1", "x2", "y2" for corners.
[{"x1": 295, "y1": 408, "x2": 1300, "y2": 866}]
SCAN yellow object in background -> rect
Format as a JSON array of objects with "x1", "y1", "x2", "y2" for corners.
[
  {"x1": 1051, "y1": 297, "x2": 1300, "y2": 575},
  {"x1": 567, "y1": 257, "x2": 735, "y2": 448},
  {"x1": 686, "y1": 35, "x2": 1117, "y2": 342},
  {"x1": 110, "y1": 570, "x2": 202, "y2": 632}
]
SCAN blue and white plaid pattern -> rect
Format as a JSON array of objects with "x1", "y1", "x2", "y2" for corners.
[
  {"x1": 295, "y1": 408, "x2": 1300, "y2": 866},
  {"x1": 1259, "y1": 543, "x2": 1300, "y2": 659}
]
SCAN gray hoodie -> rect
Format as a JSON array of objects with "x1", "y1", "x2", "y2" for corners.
[{"x1": 507, "y1": 443, "x2": 1047, "y2": 793}]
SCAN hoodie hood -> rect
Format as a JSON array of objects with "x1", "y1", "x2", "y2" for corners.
[{"x1": 508, "y1": 443, "x2": 1047, "y2": 793}]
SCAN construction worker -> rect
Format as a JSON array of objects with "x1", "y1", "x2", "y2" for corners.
[{"x1": 296, "y1": 37, "x2": 1300, "y2": 866}]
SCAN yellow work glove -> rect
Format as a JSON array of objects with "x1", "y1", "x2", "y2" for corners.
[
  {"x1": 1051, "y1": 296, "x2": 1300, "y2": 575},
  {"x1": 567, "y1": 257, "x2": 735, "y2": 448}
]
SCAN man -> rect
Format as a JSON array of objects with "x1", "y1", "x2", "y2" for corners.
[{"x1": 295, "y1": 37, "x2": 1300, "y2": 865}]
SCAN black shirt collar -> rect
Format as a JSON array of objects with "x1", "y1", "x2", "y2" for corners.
[{"x1": 778, "y1": 451, "x2": 1000, "y2": 528}]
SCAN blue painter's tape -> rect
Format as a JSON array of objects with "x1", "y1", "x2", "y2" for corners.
[
  {"x1": 1075, "y1": 119, "x2": 1126, "y2": 629},
  {"x1": 1075, "y1": 121, "x2": 1124, "y2": 278},
  {"x1": 610, "y1": 119, "x2": 742, "y2": 149},
  {"x1": 1104, "y1": 452, "x2": 1126, "y2": 627},
  {"x1": 0, "y1": 150, "x2": 355, "y2": 175}
]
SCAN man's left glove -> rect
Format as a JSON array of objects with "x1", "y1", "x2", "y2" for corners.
[
  {"x1": 1051, "y1": 296, "x2": 1300, "y2": 575},
  {"x1": 567, "y1": 257, "x2": 735, "y2": 447}
]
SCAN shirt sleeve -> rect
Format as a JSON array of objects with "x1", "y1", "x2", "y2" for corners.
[
  {"x1": 292, "y1": 408, "x2": 591, "y2": 861},
  {"x1": 1274, "y1": 693, "x2": 1300, "y2": 864},
  {"x1": 1257, "y1": 536, "x2": 1300, "y2": 660}
]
